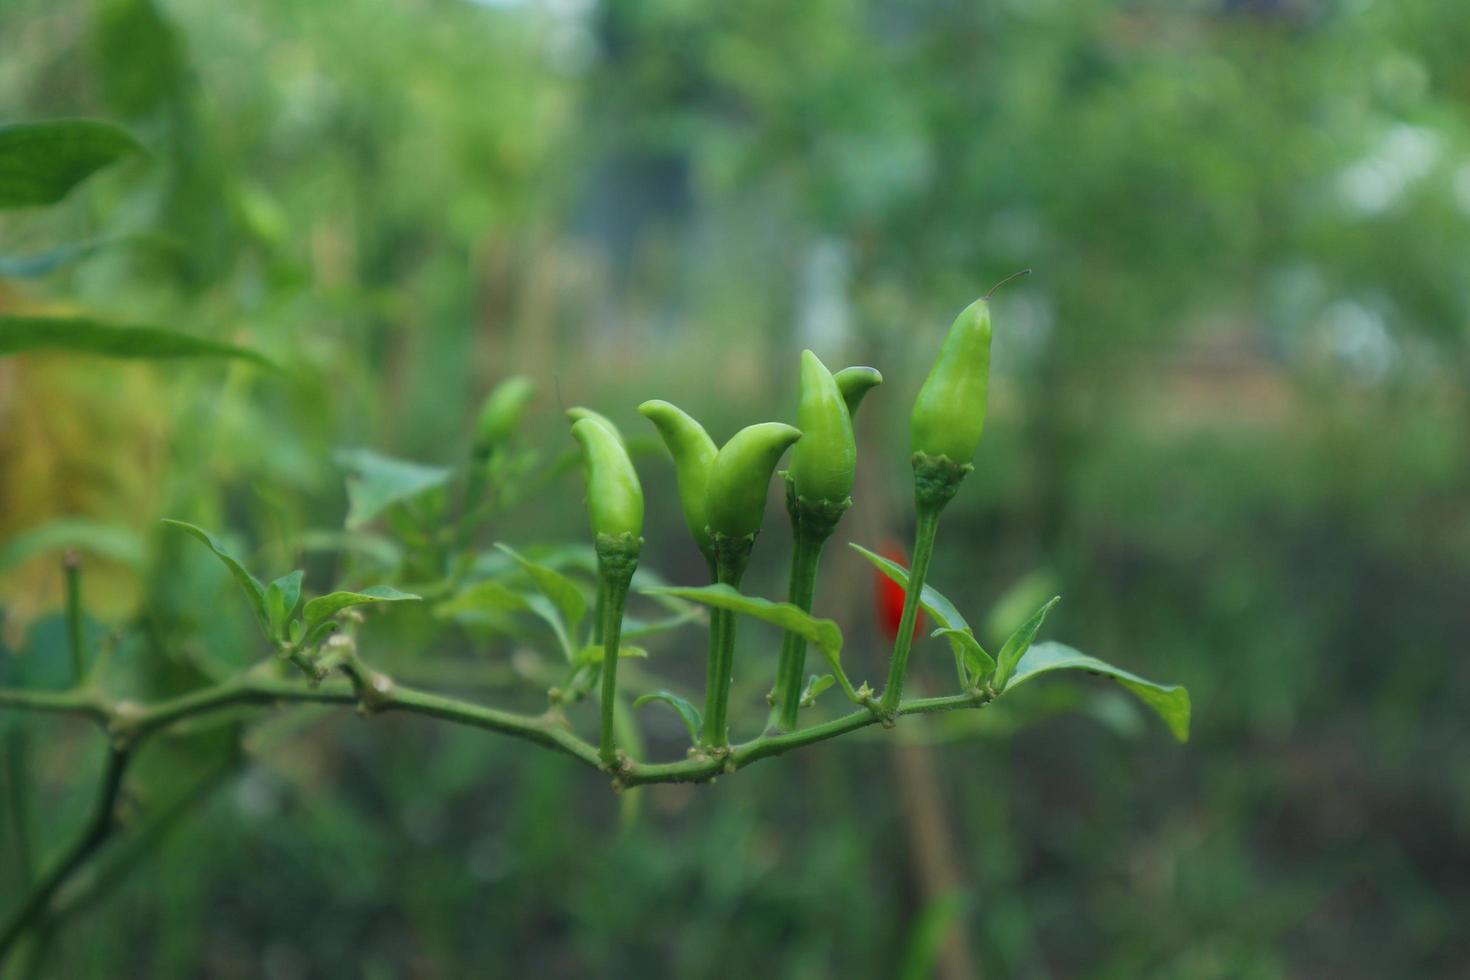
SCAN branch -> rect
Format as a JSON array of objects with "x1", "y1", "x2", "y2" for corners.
[
  {"x1": 0, "y1": 652, "x2": 994, "y2": 966},
  {"x1": 0, "y1": 668, "x2": 993, "y2": 788},
  {"x1": 0, "y1": 746, "x2": 130, "y2": 962},
  {"x1": 619, "y1": 691, "x2": 992, "y2": 787}
]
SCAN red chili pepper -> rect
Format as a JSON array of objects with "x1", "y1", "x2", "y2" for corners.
[{"x1": 874, "y1": 539, "x2": 923, "y2": 644}]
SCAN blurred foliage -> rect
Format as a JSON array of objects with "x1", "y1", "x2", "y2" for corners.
[{"x1": 2, "y1": 0, "x2": 1469, "y2": 977}]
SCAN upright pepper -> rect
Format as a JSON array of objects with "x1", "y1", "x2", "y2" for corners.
[
  {"x1": 910, "y1": 297, "x2": 991, "y2": 469},
  {"x1": 473, "y1": 375, "x2": 535, "y2": 458},
  {"x1": 570, "y1": 416, "x2": 642, "y2": 769},
  {"x1": 882, "y1": 281, "x2": 1017, "y2": 717},
  {"x1": 639, "y1": 404, "x2": 800, "y2": 749},
  {"x1": 788, "y1": 350, "x2": 855, "y2": 506},
  {"x1": 771, "y1": 352, "x2": 870, "y2": 730}
]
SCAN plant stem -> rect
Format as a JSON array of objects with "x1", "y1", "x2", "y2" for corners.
[
  {"x1": 624, "y1": 690, "x2": 992, "y2": 786},
  {"x1": 702, "y1": 604, "x2": 731, "y2": 748},
  {"x1": 702, "y1": 538, "x2": 752, "y2": 751},
  {"x1": 880, "y1": 504, "x2": 941, "y2": 717},
  {"x1": 0, "y1": 746, "x2": 130, "y2": 964},
  {"x1": 51, "y1": 751, "x2": 240, "y2": 930},
  {"x1": 772, "y1": 527, "x2": 825, "y2": 731},
  {"x1": 0, "y1": 665, "x2": 991, "y2": 794},
  {"x1": 597, "y1": 571, "x2": 632, "y2": 767},
  {"x1": 62, "y1": 556, "x2": 84, "y2": 684}
]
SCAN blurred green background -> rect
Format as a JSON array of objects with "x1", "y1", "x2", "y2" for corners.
[{"x1": 3, "y1": 0, "x2": 1469, "y2": 976}]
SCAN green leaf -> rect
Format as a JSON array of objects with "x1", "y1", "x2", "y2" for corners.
[
  {"x1": 298, "y1": 529, "x2": 403, "y2": 573},
  {"x1": 850, "y1": 543, "x2": 969, "y2": 631},
  {"x1": 0, "y1": 119, "x2": 144, "y2": 209},
  {"x1": 333, "y1": 449, "x2": 453, "y2": 530},
  {"x1": 633, "y1": 690, "x2": 702, "y2": 743},
  {"x1": 642, "y1": 583, "x2": 853, "y2": 697},
  {"x1": 495, "y1": 543, "x2": 588, "y2": 639},
  {"x1": 162, "y1": 519, "x2": 268, "y2": 633},
  {"x1": 621, "y1": 607, "x2": 702, "y2": 641},
  {"x1": 434, "y1": 580, "x2": 532, "y2": 617},
  {"x1": 993, "y1": 596, "x2": 1061, "y2": 690},
  {"x1": 1006, "y1": 642, "x2": 1191, "y2": 743},
  {"x1": 850, "y1": 542, "x2": 986, "y2": 673},
  {"x1": 434, "y1": 581, "x2": 575, "y2": 661},
  {"x1": 0, "y1": 519, "x2": 144, "y2": 574},
  {"x1": 931, "y1": 628, "x2": 996, "y2": 684},
  {"x1": 264, "y1": 570, "x2": 303, "y2": 641},
  {"x1": 574, "y1": 643, "x2": 649, "y2": 666},
  {"x1": 800, "y1": 673, "x2": 836, "y2": 706},
  {"x1": 0, "y1": 316, "x2": 277, "y2": 367},
  {"x1": 302, "y1": 585, "x2": 420, "y2": 629}
]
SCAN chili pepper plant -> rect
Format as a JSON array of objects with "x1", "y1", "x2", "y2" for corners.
[{"x1": 0, "y1": 120, "x2": 1189, "y2": 968}]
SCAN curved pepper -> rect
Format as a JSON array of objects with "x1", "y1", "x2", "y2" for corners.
[
  {"x1": 638, "y1": 399, "x2": 718, "y2": 553},
  {"x1": 567, "y1": 406, "x2": 625, "y2": 446},
  {"x1": 571, "y1": 417, "x2": 644, "y2": 539},
  {"x1": 705, "y1": 422, "x2": 802, "y2": 539},
  {"x1": 833, "y1": 365, "x2": 883, "y2": 420}
]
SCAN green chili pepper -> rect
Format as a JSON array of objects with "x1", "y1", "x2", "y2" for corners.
[
  {"x1": 770, "y1": 352, "x2": 872, "y2": 731},
  {"x1": 571, "y1": 417, "x2": 644, "y2": 540},
  {"x1": 705, "y1": 422, "x2": 802, "y2": 539},
  {"x1": 638, "y1": 399, "x2": 719, "y2": 556},
  {"x1": 567, "y1": 406, "x2": 625, "y2": 445},
  {"x1": 788, "y1": 350, "x2": 855, "y2": 506},
  {"x1": 910, "y1": 297, "x2": 992, "y2": 466},
  {"x1": 833, "y1": 365, "x2": 883, "y2": 419},
  {"x1": 473, "y1": 375, "x2": 535, "y2": 457}
]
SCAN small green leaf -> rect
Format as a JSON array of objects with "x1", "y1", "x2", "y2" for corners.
[
  {"x1": 1006, "y1": 642, "x2": 1191, "y2": 743},
  {"x1": 931, "y1": 628, "x2": 996, "y2": 684},
  {"x1": 302, "y1": 585, "x2": 419, "y2": 629},
  {"x1": 264, "y1": 570, "x2": 303, "y2": 641},
  {"x1": 574, "y1": 643, "x2": 649, "y2": 666},
  {"x1": 851, "y1": 542, "x2": 984, "y2": 672},
  {"x1": 633, "y1": 690, "x2": 702, "y2": 743},
  {"x1": 642, "y1": 583, "x2": 856, "y2": 700},
  {"x1": 0, "y1": 119, "x2": 145, "y2": 209},
  {"x1": 333, "y1": 449, "x2": 453, "y2": 530},
  {"x1": 800, "y1": 673, "x2": 836, "y2": 706},
  {"x1": 302, "y1": 621, "x2": 339, "y2": 650},
  {"x1": 0, "y1": 316, "x2": 276, "y2": 367},
  {"x1": 163, "y1": 519, "x2": 268, "y2": 633},
  {"x1": 993, "y1": 596, "x2": 1061, "y2": 690},
  {"x1": 495, "y1": 543, "x2": 588, "y2": 639}
]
